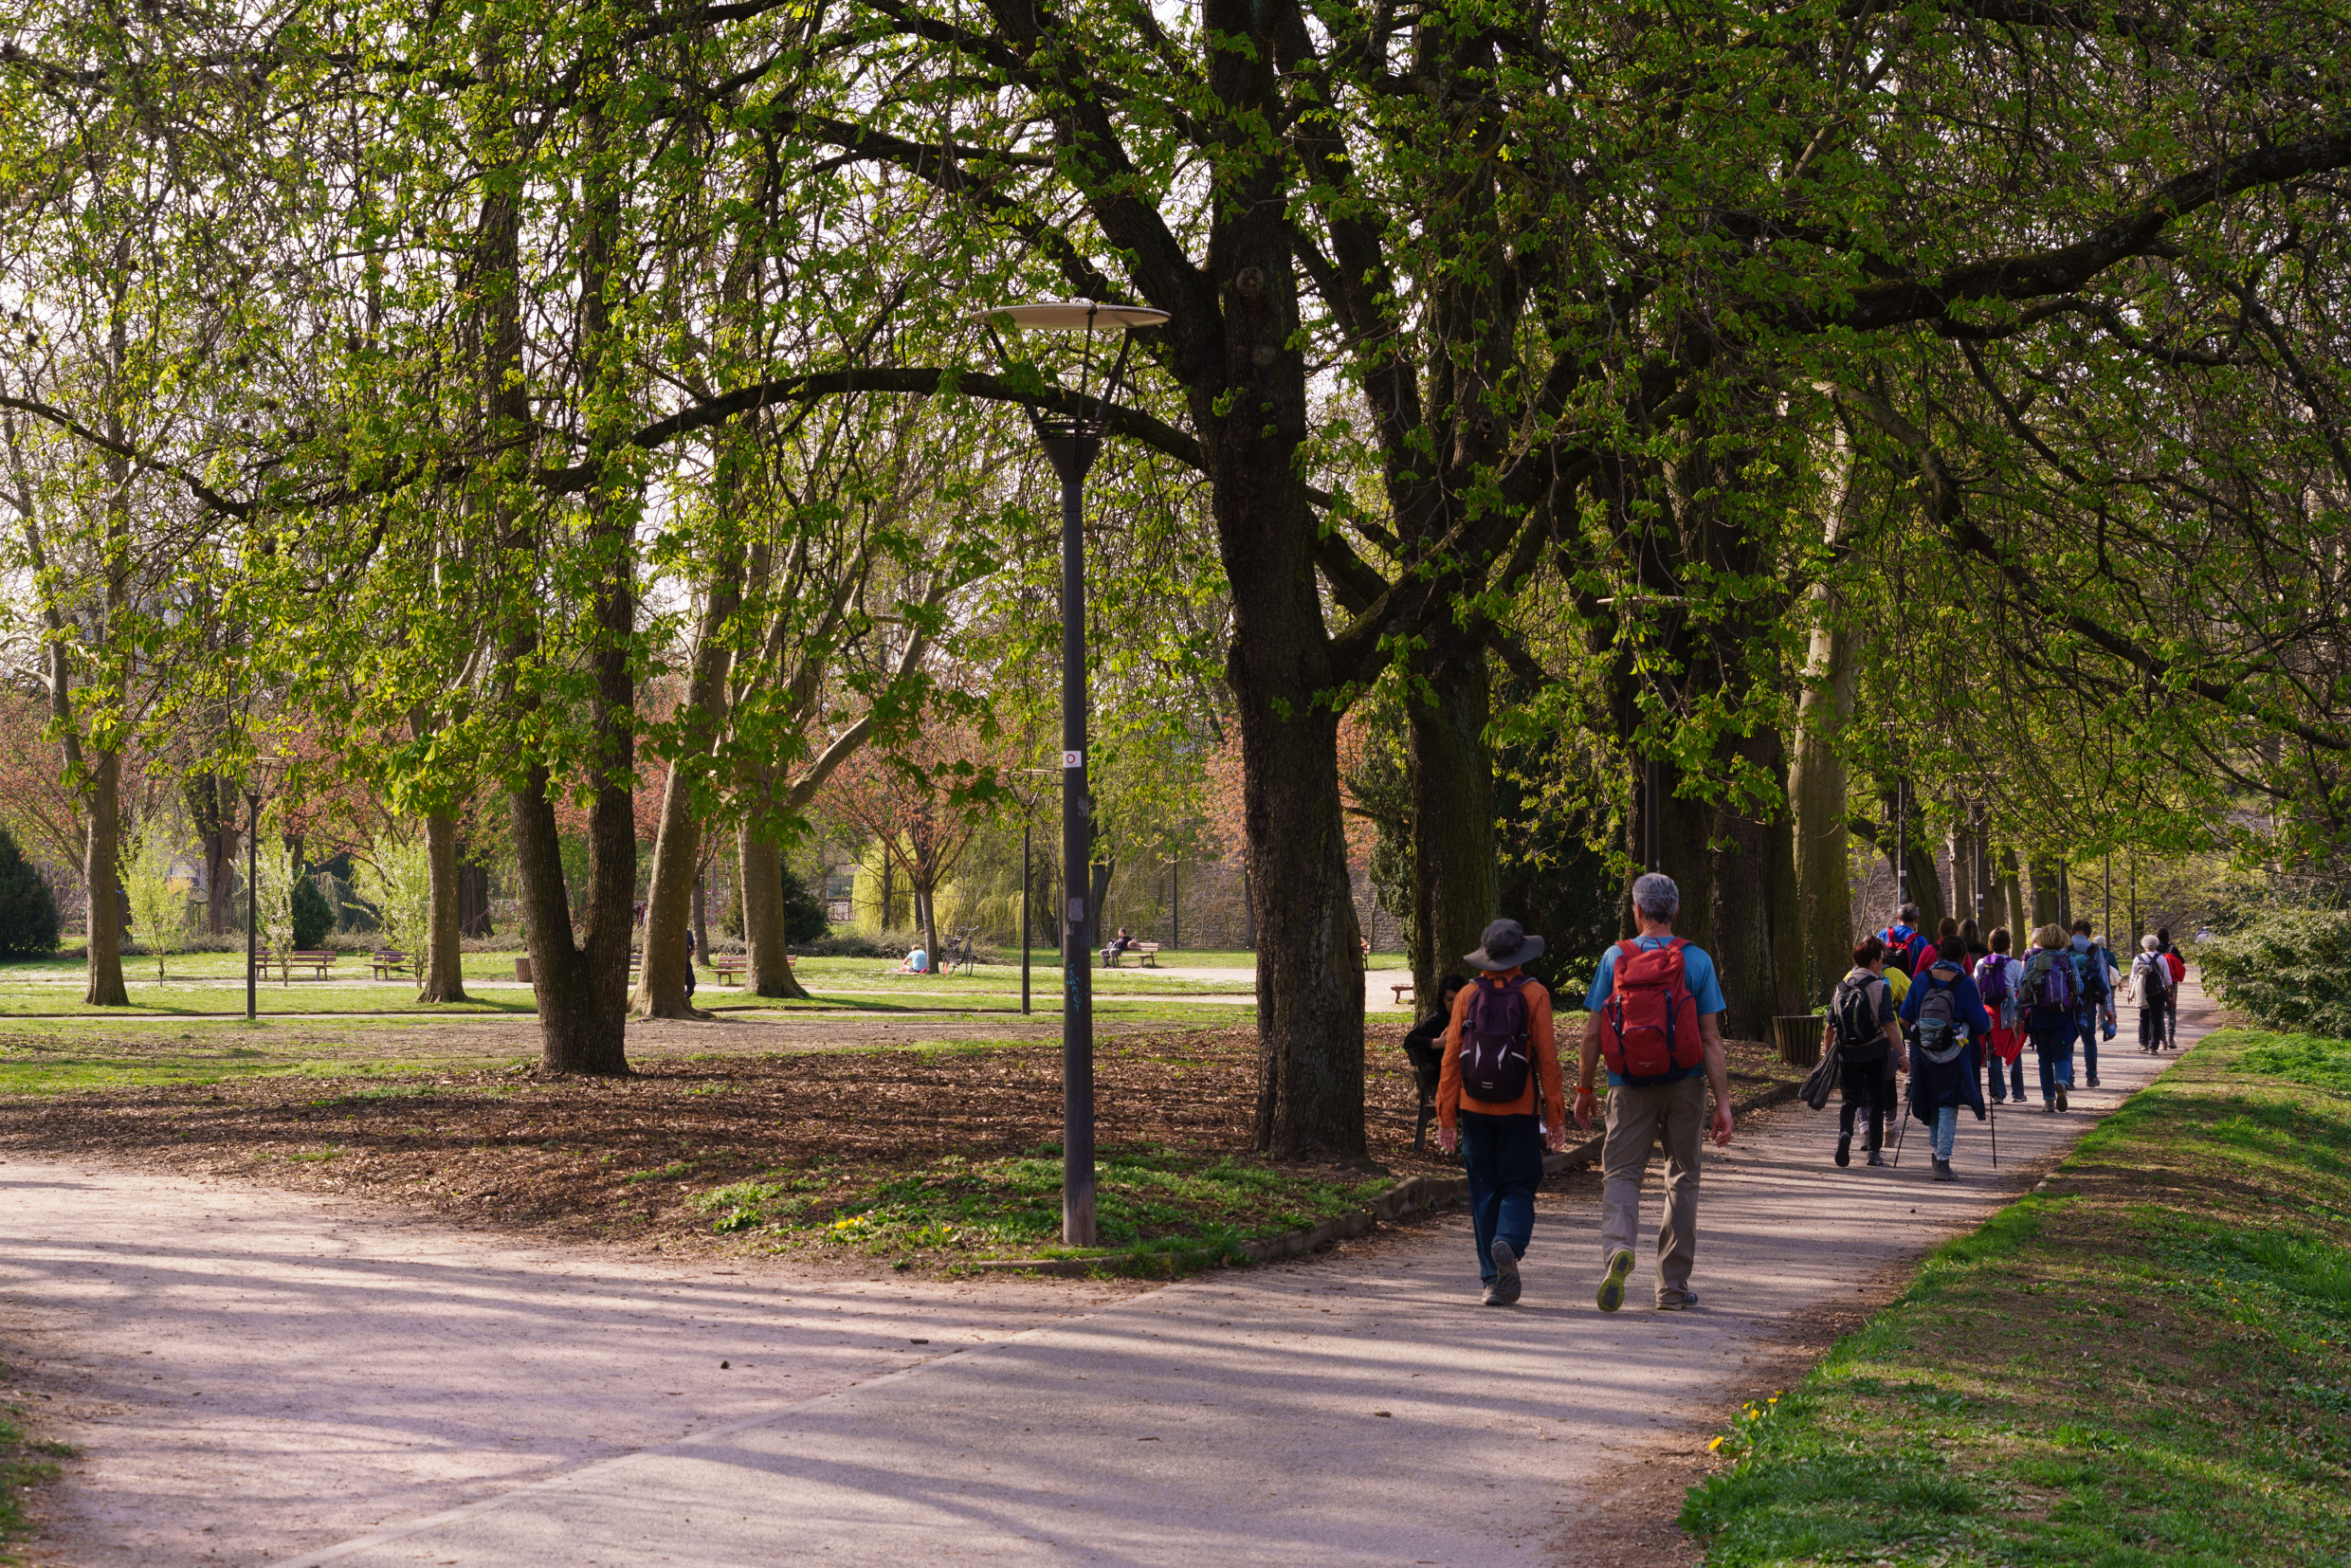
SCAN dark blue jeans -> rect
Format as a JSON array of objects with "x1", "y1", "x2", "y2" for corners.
[
  {"x1": 1460, "y1": 1111, "x2": 1543, "y2": 1284},
  {"x1": 2031, "y1": 1012, "x2": 2075, "y2": 1103},
  {"x1": 2072, "y1": 1010, "x2": 2103, "y2": 1080}
]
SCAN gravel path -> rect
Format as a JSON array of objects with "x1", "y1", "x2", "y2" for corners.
[{"x1": 4, "y1": 980, "x2": 2218, "y2": 1566}]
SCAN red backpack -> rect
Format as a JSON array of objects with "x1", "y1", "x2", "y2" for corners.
[{"x1": 1601, "y1": 938, "x2": 1704, "y2": 1084}]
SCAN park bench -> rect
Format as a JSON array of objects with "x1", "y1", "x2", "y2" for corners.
[
  {"x1": 277, "y1": 950, "x2": 337, "y2": 982},
  {"x1": 1131, "y1": 940, "x2": 1162, "y2": 967},
  {"x1": 709, "y1": 953, "x2": 749, "y2": 984},
  {"x1": 1392, "y1": 982, "x2": 1414, "y2": 1006},
  {"x1": 368, "y1": 949, "x2": 410, "y2": 981}
]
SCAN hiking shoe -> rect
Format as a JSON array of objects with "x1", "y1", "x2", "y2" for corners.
[
  {"x1": 2043, "y1": 1100, "x2": 2056, "y2": 1113},
  {"x1": 1656, "y1": 1290, "x2": 1700, "y2": 1311},
  {"x1": 1489, "y1": 1238, "x2": 1522, "y2": 1306},
  {"x1": 1481, "y1": 1279, "x2": 1503, "y2": 1306},
  {"x1": 1595, "y1": 1248, "x2": 1635, "y2": 1313},
  {"x1": 2088, "y1": 1074, "x2": 2101, "y2": 1088},
  {"x1": 2056, "y1": 1085, "x2": 2069, "y2": 1111},
  {"x1": 1835, "y1": 1133, "x2": 1851, "y2": 1167},
  {"x1": 1866, "y1": 1149, "x2": 1886, "y2": 1167},
  {"x1": 1932, "y1": 1158, "x2": 1954, "y2": 1181}
]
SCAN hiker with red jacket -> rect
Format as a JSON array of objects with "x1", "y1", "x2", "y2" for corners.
[
  {"x1": 1878, "y1": 903, "x2": 1932, "y2": 979},
  {"x1": 1435, "y1": 921, "x2": 1565, "y2": 1307},
  {"x1": 2157, "y1": 928, "x2": 2187, "y2": 1047},
  {"x1": 1576, "y1": 872, "x2": 1734, "y2": 1313}
]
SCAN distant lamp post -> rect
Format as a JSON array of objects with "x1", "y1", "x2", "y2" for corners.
[
  {"x1": 243, "y1": 756, "x2": 282, "y2": 1022},
  {"x1": 973, "y1": 297, "x2": 1169, "y2": 1247}
]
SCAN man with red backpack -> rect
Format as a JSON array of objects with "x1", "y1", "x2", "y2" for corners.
[
  {"x1": 1576, "y1": 873, "x2": 1735, "y2": 1313},
  {"x1": 1435, "y1": 920, "x2": 1566, "y2": 1307},
  {"x1": 1878, "y1": 903, "x2": 1932, "y2": 979}
]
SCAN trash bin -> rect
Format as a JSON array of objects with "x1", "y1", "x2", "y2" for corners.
[
  {"x1": 1773, "y1": 1013, "x2": 1823, "y2": 1067},
  {"x1": 515, "y1": 956, "x2": 533, "y2": 984}
]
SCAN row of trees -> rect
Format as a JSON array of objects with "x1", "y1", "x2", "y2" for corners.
[{"x1": 2, "y1": 0, "x2": 2344, "y2": 1154}]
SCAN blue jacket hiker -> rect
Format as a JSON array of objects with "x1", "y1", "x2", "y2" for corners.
[{"x1": 1900, "y1": 936, "x2": 1993, "y2": 1182}]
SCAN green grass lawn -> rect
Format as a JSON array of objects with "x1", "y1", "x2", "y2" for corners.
[{"x1": 1684, "y1": 1027, "x2": 2351, "y2": 1567}]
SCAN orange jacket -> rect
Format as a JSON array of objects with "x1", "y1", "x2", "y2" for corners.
[{"x1": 1436, "y1": 971, "x2": 1564, "y2": 1129}]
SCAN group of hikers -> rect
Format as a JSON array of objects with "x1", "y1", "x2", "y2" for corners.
[{"x1": 1421, "y1": 875, "x2": 2188, "y2": 1311}]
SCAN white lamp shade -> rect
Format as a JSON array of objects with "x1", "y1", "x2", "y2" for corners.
[{"x1": 974, "y1": 298, "x2": 1170, "y2": 332}]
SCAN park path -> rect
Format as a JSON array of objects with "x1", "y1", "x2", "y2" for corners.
[{"x1": 3, "y1": 982, "x2": 2217, "y2": 1567}]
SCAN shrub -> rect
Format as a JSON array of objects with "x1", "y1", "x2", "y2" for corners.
[
  {"x1": 781, "y1": 868, "x2": 831, "y2": 946},
  {"x1": 0, "y1": 825, "x2": 60, "y2": 956},
  {"x1": 292, "y1": 873, "x2": 336, "y2": 951},
  {"x1": 2197, "y1": 910, "x2": 2351, "y2": 1037}
]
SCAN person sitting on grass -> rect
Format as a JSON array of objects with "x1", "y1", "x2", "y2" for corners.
[{"x1": 894, "y1": 944, "x2": 930, "y2": 975}]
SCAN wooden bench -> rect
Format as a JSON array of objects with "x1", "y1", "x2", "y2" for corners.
[
  {"x1": 709, "y1": 954, "x2": 749, "y2": 983},
  {"x1": 1392, "y1": 982, "x2": 1415, "y2": 1006},
  {"x1": 369, "y1": 949, "x2": 410, "y2": 981},
  {"x1": 1132, "y1": 940, "x2": 1162, "y2": 967},
  {"x1": 277, "y1": 950, "x2": 337, "y2": 982}
]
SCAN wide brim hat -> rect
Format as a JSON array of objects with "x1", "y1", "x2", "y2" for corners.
[{"x1": 1465, "y1": 918, "x2": 1544, "y2": 972}]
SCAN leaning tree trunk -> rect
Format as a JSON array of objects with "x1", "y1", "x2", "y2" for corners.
[
  {"x1": 1405, "y1": 634, "x2": 1497, "y2": 1016},
  {"x1": 738, "y1": 813, "x2": 811, "y2": 1000},
  {"x1": 635, "y1": 764, "x2": 709, "y2": 1018},
  {"x1": 83, "y1": 749, "x2": 129, "y2": 1006},
  {"x1": 418, "y1": 811, "x2": 470, "y2": 1002}
]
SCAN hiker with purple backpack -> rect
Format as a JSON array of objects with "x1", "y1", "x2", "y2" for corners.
[
  {"x1": 1900, "y1": 936, "x2": 1993, "y2": 1180},
  {"x1": 1435, "y1": 921, "x2": 1565, "y2": 1307},
  {"x1": 1576, "y1": 872, "x2": 1734, "y2": 1313},
  {"x1": 1976, "y1": 927, "x2": 2029, "y2": 1103},
  {"x1": 2021, "y1": 924, "x2": 2079, "y2": 1112}
]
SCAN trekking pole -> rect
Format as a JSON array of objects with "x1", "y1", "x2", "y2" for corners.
[
  {"x1": 1890, "y1": 1099, "x2": 1910, "y2": 1167},
  {"x1": 1988, "y1": 1093, "x2": 1998, "y2": 1169}
]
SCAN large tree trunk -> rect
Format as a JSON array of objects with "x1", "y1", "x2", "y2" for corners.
[
  {"x1": 2029, "y1": 856, "x2": 2063, "y2": 929},
  {"x1": 186, "y1": 774, "x2": 239, "y2": 936},
  {"x1": 1761, "y1": 731, "x2": 1810, "y2": 1018},
  {"x1": 457, "y1": 853, "x2": 490, "y2": 937},
  {"x1": 1709, "y1": 731, "x2": 1780, "y2": 1041},
  {"x1": 83, "y1": 750, "x2": 128, "y2": 1006},
  {"x1": 738, "y1": 815, "x2": 811, "y2": 999},
  {"x1": 1790, "y1": 455, "x2": 1862, "y2": 1002},
  {"x1": 635, "y1": 763, "x2": 710, "y2": 1018},
  {"x1": 1405, "y1": 636, "x2": 1496, "y2": 1012},
  {"x1": 418, "y1": 812, "x2": 470, "y2": 1002},
  {"x1": 1997, "y1": 847, "x2": 2027, "y2": 938}
]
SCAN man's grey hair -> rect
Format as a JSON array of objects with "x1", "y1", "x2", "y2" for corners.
[{"x1": 1631, "y1": 872, "x2": 1681, "y2": 921}]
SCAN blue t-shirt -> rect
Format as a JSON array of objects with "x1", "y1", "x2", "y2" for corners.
[{"x1": 1585, "y1": 936, "x2": 1726, "y2": 1087}]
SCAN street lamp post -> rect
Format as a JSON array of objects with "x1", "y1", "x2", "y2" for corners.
[
  {"x1": 244, "y1": 784, "x2": 263, "y2": 1022},
  {"x1": 974, "y1": 297, "x2": 1168, "y2": 1247}
]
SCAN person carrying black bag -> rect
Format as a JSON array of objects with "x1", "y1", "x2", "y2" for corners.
[{"x1": 1826, "y1": 935, "x2": 1906, "y2": 1168}]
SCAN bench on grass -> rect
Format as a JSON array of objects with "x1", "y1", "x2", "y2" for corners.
[
  {"x1": 278, "y1": 950, "x2": 337, "y2": 982},
  {"x1": 709, "y1": 953, "x2": 749, "y2": 983},
  {"x1": 368, "y1": 949, "x2": 410, "y2": 981},
  {"x1": 1132, "y1": 940, "x2": 1162, "y2": 967}
]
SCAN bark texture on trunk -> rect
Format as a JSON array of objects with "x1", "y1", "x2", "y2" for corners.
[
  {"x1": 83, "y1": 750, "x2": 129, "y2": 1006},
  {"x1": 1710, "y1": 731, "x2": 1780, "y2": 1041},
  {"x1": 2030, "y1": 857, "x2": 2063, "y2": 929},
  {"x1": 738, "y1": 818, "x2": 811, "y2": 999},
  {"x1": 635, "y1": 762, "x2": 712, "y2": 1018},
  {"x1": 458, "y1": 854, "x2": 491, "y2": 937},
  {"x1": 187, "y1": 775, "x2": 239, "y2": 936},
  {"x1": 1998, "y1": 848, "x2": 2027, "y2": 938},
  {"x1": 1405, "y1": 638, "x2": 1496, "y2": 1012},
  {"x1": 1789, "y1": 458, "x2": 1862, "y2": 1004},
  {"x1": 1761, "y1": 732, "x2": 1810, "y2": 1017},
  {"x1": 419, "y1": 812, "x2": 470, "y2": 1002}
]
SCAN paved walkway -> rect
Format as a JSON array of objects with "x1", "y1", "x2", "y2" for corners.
[{"x1": 2, "y1": 983, "x2": 2215, "y2": 1566}]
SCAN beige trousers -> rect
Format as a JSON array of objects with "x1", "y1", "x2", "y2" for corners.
[{"x1": 1599, "y1": 1073, "x2": 1706, "y2": 1303}]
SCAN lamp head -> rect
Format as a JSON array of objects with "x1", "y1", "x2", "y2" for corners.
[{"x1": 972, "y1": 297, "x2": 1168, "y2": 444}]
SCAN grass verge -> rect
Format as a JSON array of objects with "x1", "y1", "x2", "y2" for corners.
[
  {"x1": 0, "y1": 1386, "x2": 78, "y2": 1558},
  {"x1": 1683, "y1": 1027, "x2": 2351, "y2": 1567}
]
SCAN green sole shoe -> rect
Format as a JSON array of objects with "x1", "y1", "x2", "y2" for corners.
[{"x1": 1596, "y1": 1248, "x2": 1635, "y2": 1313}]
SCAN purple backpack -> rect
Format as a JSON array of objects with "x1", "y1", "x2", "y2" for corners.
[
  {"x1": 1975, "y1": 953, "x2": 2012, "y2": 1008},
  {"x1": 1459, "y1": 975, "x2": 1534, "y2": 1103}
]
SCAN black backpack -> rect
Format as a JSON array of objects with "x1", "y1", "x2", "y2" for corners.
[
  {"x1": 1832, "y1": 975, "x2": 1885, "y2": 1055},
  {"x1": 1459, "y1": 975, "x2": 1534, "y2": 1102}
]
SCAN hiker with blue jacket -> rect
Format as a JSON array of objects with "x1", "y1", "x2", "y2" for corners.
[
  {"x1": 2064, "y1": 918, "x2": 2117, "y2": 1088},
  {"x1": 2020, "y1": 924, "x2": 2078, "y2": 1112},
  {"x1": 1435, "y1": 921, "x2": 1565, "y2": 1307},
  {"x1": 1900, "y1": 935, "x2": 1993, "y2": 1181}
]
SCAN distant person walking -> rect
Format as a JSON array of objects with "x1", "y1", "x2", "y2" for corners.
[
  {"x1": 1577, "y1": 873, "x2": 1735, "y2": 1313},
  {"x1": 1976, "y1": 927, "x2": 2028, "y2": 1103},
  {"x1": 2021, "y1": 924, "x2": 2077, "y2": 1112},
  {"x1": 1878, "y1": 903, "x2": 1931, "y2": 978},
  {"x1": 1435, "y1": 922, "x2": 1564, "y2": 1307},
  {"x1": 2066, "y1": 919, "x2": 2117, "y2": 1088},
  {"x1": 1827, "y1": 936, "x2": 1904, "y2": 1168},
  {"x1": 2130, "y1": 935, "x2": 2173, "y2": 1053},
  {"x1": 2157, "y1": 928, "x2": 2186, "y2": 1047},
  {"x1": 1901, "y1": 936, "x2": 1992, "y2": 1180}
]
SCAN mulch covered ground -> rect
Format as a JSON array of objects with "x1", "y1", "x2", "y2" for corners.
[{"x1": 0, "y1": 1024, "x2": 1800, "y2": 1265}]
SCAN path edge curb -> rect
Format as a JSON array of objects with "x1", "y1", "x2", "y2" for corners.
[{"x1": 963, "y1": 1079, "x2": 1805, "y2": 1278}]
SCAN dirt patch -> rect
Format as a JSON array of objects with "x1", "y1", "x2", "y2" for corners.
[{"x1": 0, "y1": 1024, "x2": 1800, "y2": 1265}]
